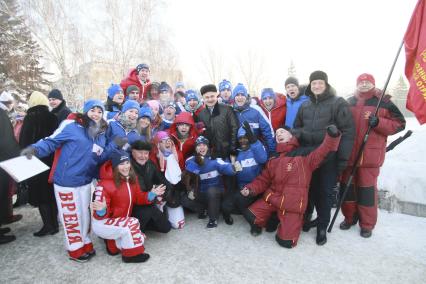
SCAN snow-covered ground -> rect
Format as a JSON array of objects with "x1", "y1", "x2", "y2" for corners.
[
  {"x1": 379, "y1": 117, "x2": 426, "y2": 204},
  {"x1": 1, "y1": 205, "x2": 425, "y2": 283}
]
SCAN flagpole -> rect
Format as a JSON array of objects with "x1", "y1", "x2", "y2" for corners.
[{"x1": 328, "y1": 39, "x2": 404, "y2": 233}]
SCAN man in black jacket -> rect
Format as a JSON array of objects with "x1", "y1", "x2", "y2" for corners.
[
  {"x1": 48, "y1": 89, "x2": 71, "y2": 124},
  {"x1": 292, "y1": 70, "x2": 355, "y2": 245}
]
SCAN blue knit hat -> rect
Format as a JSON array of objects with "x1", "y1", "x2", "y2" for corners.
[
  {"x1": 139, "y1": 106, "x2": 153, "y2": 120},
  {"x1": 107, "y1": 84, "x2": 123, "y2": 99},
  {"x1": 175, "y1": 81, "x2": 185, "y2": 89},
  {"x1": 232, "y1": 83, "x2": 248, "y2": 99},
  {"x1": 195, "y1": 136, "x2": 209, "y2": 146},
  {"x1": 121, "y1": 100, "x2": 140, "y2": 114},
  {"x1": 237, "y1": 126, "x2": 246, "y2": 138},
  {"x1": 136, "y1": 63, "x2": 149, "y2": 73},
  {"x1": 110, "y1": 149, "x2": 130, "y2": 168},
  {"x1": 83, "y1": 99, "x2": 105, "y2": 113},
  {"x1": 219, "y1": 79, "x2": 232, "y2": 92},
  {"x1": 261, "y1": 88, "x2": 276, "y2": 100},
  {"x1": 159, "y1": 82, "x2": 171, "y2": 93},
  {"x1": 185, "y1": 89, "x2": 199, "y2": 101}
]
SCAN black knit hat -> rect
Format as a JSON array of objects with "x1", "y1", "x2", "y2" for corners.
[
  {"x1": 48, "y1": 89, "x2": 63, "y2": 100},
  {"x1": 131, "y1": 140, "x2": 152, "y2": 151},
  {"x1": 309, "y1": 70, "x2": 328, "y2": 84},
  {"x1": 200, "y1": 84, "x2": 217, "y2": 95},
  {"x1": 285, "y1": 77, "x2": 299, "y2": 87}
]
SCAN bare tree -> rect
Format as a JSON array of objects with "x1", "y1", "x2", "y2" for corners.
[
  {"x1": 236, "y1": 49, "x2": 267, "y2": 97},
  {"x1": 200, "y1": 47, "x2": 225, "y2": 85}
]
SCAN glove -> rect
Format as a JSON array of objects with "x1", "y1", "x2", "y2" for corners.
[
  {"x1": 326, "y1": 125, "x2": 340, "y2": 138},
  {"x1": 21, "y1": 146, "x2": 37, "y2": 159},
  {"x1": 243, "y1": 121, "x2": 257, "y2": 144},
  {"x1": 233, "y1": 161, "x2": 243, "y2": 172},
  {"x1": 368, "y1": 115, "x2": 379, "y2": 128},
  {"x1": 113, "y1": 136, "x2": 128, "y2": 148}
]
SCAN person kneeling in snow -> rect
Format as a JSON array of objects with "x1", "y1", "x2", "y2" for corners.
[
  {"x1": 91, "y1": 150, "x2": 165, "y2": 263},
  {"x1": 240, "y1": 125, "x2": 341, "y2": 248}
]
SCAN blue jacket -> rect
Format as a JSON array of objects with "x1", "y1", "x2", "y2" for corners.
[
  {"x1": 106, "y1": 120, "x2": 146, "y2": 150},
  {"x1": 234, "y1": 104, "x2": 275, "y2": 155},
  {"x1": 236, "y1": 140, "x2": 267, "y2": 188},
  {"x1": 33, "y1": 120, "x2": 116, "y2": 187},
  {"x1": 185, "y1": 156, "x2": 235, "y2": 192},
  {"x1": 285, "y1": 94, "x2": 309, "y2": 128}
]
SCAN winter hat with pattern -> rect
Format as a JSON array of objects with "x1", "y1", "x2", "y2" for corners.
[
  {"x1": 219, "y1": 79, "x2": 232, "y2": 92},
  {"x1": 357, "y1": 73, "x2": 375, "y2": 86},
  {"x1": 107, "y1": 84, "x2": 123, "y2": 99},
  {"x1": 126, "y1": 85, "x2": 140, "y2": 96},
  {"x1": 159, "y1": 82, "x2": 171, "y2": 93},
  {"x1": 138, "y1": 105, "x2": 153, "y2": 120},
  {"x1": 195, "y1": 136, "x2": 209, "y2": 146},
  {"x1": 232, "y1": 83, "x2": 248, "y2": 99},
  {"x1": 48, "y1": 89, "x2": 64, "y2": 100},
  {"x1": 155, "y1": 131, "x2": 170, "y2": 141},
  {"x1": 111, "y1": 149, "x2": 130, "y2": 168},
  {"x1": 285, "y1": 77, "x2": 299, "y2": 87},
  {"x1": 28, "y1": 91, "x2": 49, "y2": 108},
  {"x1": 121, "y1": 100, "x2": 140, "y2": 114},
  {"x1": 136, "y1": 63, "x2": 149, "y2": 73},
  {"x1": 309, "y1": 70, "x2": 328, "y2": 84},
  {"x1": 146, "y1": 100, "x2": 160, "y2": 111},
  {"x1": 200, "y1": 84, "x2": 217, "y2": 95},
  {"x1": 83, "y1": 99, "x2": 105, "y2": 113},
  {"x1": 185, "y1": 89, "x2": 199, "y2": 101},
  {"x1": 175, "y1": 82, "x2": 185, "y2": 89},
  {"x1": 261, "y1": 88, "x2": 276, "y2": 100}
]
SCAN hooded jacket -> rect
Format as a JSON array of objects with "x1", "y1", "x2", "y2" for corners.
[
  {"x1": 258, "y1": 94, "x2": 287, "y2": 131},
  {"x1": 120, "y1": 68, "x2": 151, "y2": 102}
]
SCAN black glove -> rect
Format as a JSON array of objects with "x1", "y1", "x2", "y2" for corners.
[
  {"x1": 113, "y1": 136, "x2": 128, "y2": 148},
  {"x1": 21, "y1": 146, "x2": 37, "y2": 159},
  {"x1": 243, "y1": 121, "x2": 257, "y2": 144},
  {"x1": 368, "y1": 115, "x2": 379, "y2": 128},
  {"x1": 326, "y1": 125, "x2": 340, "y2": 138}
]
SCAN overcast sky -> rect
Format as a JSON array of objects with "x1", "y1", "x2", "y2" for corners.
[{"x1": 166, "y1": 0, "x2": 418, "y2": 95}]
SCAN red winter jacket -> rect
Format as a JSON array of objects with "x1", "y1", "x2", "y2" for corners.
[
  {"x1": 247, "y1": 133, "x2": 341, "y2": 214},
  {"x1": 168, "y1": 112, "x2": 199, "y2": 169},
  {"x1": 120, "y1": 68, "x2": 151, "y2": 102},
  {"x1": 93, "y1": 161, "x2": 151, "y2": 220},
  {"x1": 346, "y1": 88, "x2": 405, "y2": 168},
  {"x1": 259, "y1": 94, "x2": 287, "y2": 131}
]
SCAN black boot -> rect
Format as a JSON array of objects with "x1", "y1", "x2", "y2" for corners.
[
  {"x1": 250, "y1": 224, "x2": 262, "y2": 236},
  {"x1": 122, "y1": 253, "x2": 150, "y2": 263},
  {"x1": 275, "y1": 235, "x2": 293, "y2": 248},
  {"x1": 265, "y1": 214, "x2": 279, "y2": 232},
  {"x1": 0, "y1": 227, "x2": 11, "y2": 235},
  {"x1": 316, "y1": 227, "x2": 327, "y2": 246},
  {"x1": 303, "y1": 218, "x2": 318, "y2": 232},
  {"x1": 339, "y1": 214, "x2": 359, "y2": 230},
  {"x1": 34, "y1": 204, "x2": 56, "y2": 237},
  {"x1": 0, "y1": 234, "x2": 16, "y2": 245},
  {"x1": 223, "y1": 213, "x2": 234, "y2": 225}
]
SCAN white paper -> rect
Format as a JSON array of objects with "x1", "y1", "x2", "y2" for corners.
[{"x1": 0, "y1": 156, "x2": 50, "y2": 183}]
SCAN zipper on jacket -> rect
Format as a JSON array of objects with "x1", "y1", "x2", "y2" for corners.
[{"x1": 126, "y1": 180, "x2": 132, "y2": 217}]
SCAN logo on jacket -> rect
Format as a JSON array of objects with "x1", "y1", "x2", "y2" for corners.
[
  {"x1": 287, "y1": 163, "x2": 293, "y2": 172},
  {"x1": 364, "y1": 111, "x2": 372, "y2": 119}
]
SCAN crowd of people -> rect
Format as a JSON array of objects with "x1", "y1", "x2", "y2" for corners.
[{"x1": 0, "y1": 63, "x2": 406, "y2": 264}]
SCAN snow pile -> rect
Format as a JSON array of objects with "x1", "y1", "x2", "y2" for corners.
[{"x1": 378, "y1": 117, "x2": 426, "y2": 204}]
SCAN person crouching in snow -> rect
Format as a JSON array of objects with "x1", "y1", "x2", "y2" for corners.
[
  {"x1": 240, "y1": 125, "x2": 341, "y2": 248},
  {"x1": 92, "y1": 150, "x2": 165, "y2": 263},
  {"x1": 221, "y1": 121, "x2": 267, "y2": 225},
  {"x1": 185, "y1": 136, "x2": 238, "y2": 228}
]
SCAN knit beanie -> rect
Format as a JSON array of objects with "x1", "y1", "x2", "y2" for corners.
[
  {"x1": 175, "y1": 82, "x2": 185, "y2": 89},
  {"x1": 136, "y1": 63, "x2": 149, "y2": 73},
  {"x1": 121, "y1": 100, "x2": 140, "y2": 114},
  {"x1": 200, "y1": 84, "x2": 217, "y2": 95},
  {"x1": 83, "y1": 99, "x2": 105, "y2": 113},
  {"x1": 284, "y1": 77, "x2": 299, "y2": 87},
  {"x1": 159, "y1": 82, "x2": 171, "y2": 93},
  {"x1": 131, "y1": 140, "x2": 152, "y2": 151},
  {"x1": 195, "y1": 136, "x2": 209, "y2": 146},
  {"x1": 185, "y1": 89, "x2": 199, "y2": 101},
  {"x1": 28, "y1": 91, "x2": 49, "y2": 108},
  {"x1": 126, "y1": 85, "x2": 140, "y2": 96},
  {"x1": 48, "y1": 89, "x2": 64, "y2": 100},
  {"x1": 309, "y1": 70, "x2": 328, "y2": 84},
  {"x1": 146, "y1": 100, "x2": 160, "y2": 111},
  {"x1": 107, "y1": 84, "x2": 123, "y2": 99},
  {"x1": 357, "y1": 73, "x2": 375, "y2": 86},
  {"x1": 232, "y1": 83, "x2": 248, "y2": 99},
  {"x1": 261, "y1": 88, "x2": 276, "y2": 100},
  {"x1": 139, "y1": 106, "x2": 153, "y2": 120},
  {"x1": 111, "y1": 150, "x2": 130, "y2": 168},
  {"x1": 155, "y1": 131, "x2": 170, "y2": 142},
  {"x1": 219, "y1": 79, "x2": 232, "y2": 92}
]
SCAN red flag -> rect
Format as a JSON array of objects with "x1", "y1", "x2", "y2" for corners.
[{"x1": 404, "y1": 0, "x2": 426, "y2": 124}]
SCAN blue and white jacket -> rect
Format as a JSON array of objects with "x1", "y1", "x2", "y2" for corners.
[
  {"x1": 106, "y1": 120, "x2": 146, "y2": 150},
  {"x1": 32, "y1": 120, "x2": 116, "y2": 187},
  {"x1": 285, "y1": 94, "x2": 309, "y2": 129},
  {"x1": 185, "y1": 156, "x2": 235, "y2": 192},
  {"x1": 236, "y1": 140, "x2": 267, "y2": 188},
  {"x1": 233, "y1": 104, "x2": 276, "y2": 155}
]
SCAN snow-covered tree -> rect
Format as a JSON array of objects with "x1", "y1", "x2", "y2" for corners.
[
  {"x1": 288, "y1": 60, "x2": 296, "y2": 77},
  {"x1": 391, "y1": 75, "x2": 413, "y2": 117},
  {"x1": 0, "y1": 0, "x2": 50, "y2": 93}
]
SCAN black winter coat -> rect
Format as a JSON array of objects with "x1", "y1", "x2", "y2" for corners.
[
  {"x1": 19, "y1": 105, "x2": 58, "y2": 206},
  {"x1": 197, "y1": 102, "x2": 239, "y2": 159},
  {"x1": 292, "y1": 86, "x2": 355, "y2": 172},
  {"x1": 51, "y1": 100, "x2": 71, "y2": 124}
]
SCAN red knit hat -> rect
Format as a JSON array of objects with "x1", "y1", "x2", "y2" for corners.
[{"x1": 357, "y1": 73, "x2": 375, "y2": 86}]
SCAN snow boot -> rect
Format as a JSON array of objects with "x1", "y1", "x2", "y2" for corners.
[
  {"x1": 339, "y1": 214, "x2": 359, "y2": 230},
  {"x1": 0, "y1": 234, "x2": 16, "y2": 245},
  {"x1": 198, "y1": 209, "x2": 207, "y2": 219},
  {"x1": 33, "y1": 204, "x2": 56, "y2": 237},
  {"x1": 303, "y1": 217, "x2": 318, "y2": 232},
  {"x1": 316, "y1": 227, "x2": 327, "y2": 246},
  {"x1": 69, "y1": 253, "x2": 91, "y2": 263},
  {"x1": 250, "y1": 224, "x2": 262, "y2": 236},
  {"x1": 0, "y1": 227, "x2": 11, "y2": 235},
  {"x1": 265, "y1": 214, "x2": 279, "y2": 232},
  {"x1": 275, "y1": 235, "x2": 293, "y2": 249},
  {"x1": 206, "y1": 219, "x2": 217, "y2": 228},
  {"x1": 360, "y1": 228, "x2": 372, "y2": 238},
  {"x1": 122, "y1": 253, "x2": 150, "y2": 263},
  {"x1": 223, "y1": 213, "x2": 234, "y2": 225}
]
